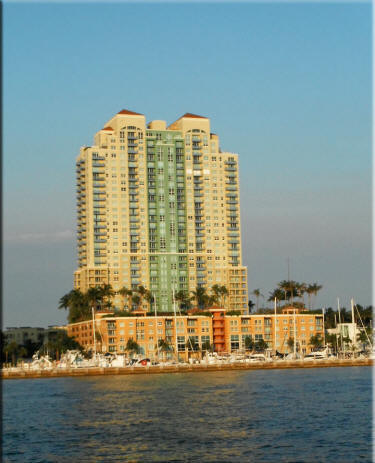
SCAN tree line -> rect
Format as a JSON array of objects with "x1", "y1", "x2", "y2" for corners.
[
  {"x1": 59, "y1": 284, "x2": 230, "y2": 323},
  {"x1": 1, "y1": 331, "x2": 82, "y2": 366},
  {"x1": 250, "y1": 281, "x2": 323, "y2": 311}
]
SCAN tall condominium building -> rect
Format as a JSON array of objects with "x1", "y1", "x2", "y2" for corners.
[{"x1": 74, "y1": 109, "x2": 248, "y2": 313}]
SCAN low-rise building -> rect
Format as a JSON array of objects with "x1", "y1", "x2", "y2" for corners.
[
  {"x1": 67, "y1": 306, "x2": 324, "y2": 357},
  {"x1": 327, "y1": 323, "x2": 363, "y2": 349},
  {"x1": 222, "y1": 309, "x2": 324, "y2": 355},
  {"x1": 3, "y1": 325, "x2": 67, "y2": 346},
  {"x1": 4, "y1": 327, "x2": 45, "y2": 345}
]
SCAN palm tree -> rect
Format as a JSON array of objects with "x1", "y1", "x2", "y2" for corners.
[
  {"x1": 310, "y1": 334, "x2": 323, "y2": 349},
  {"x1": 137, "y1": 285, "x2": 148, "y2": 310},
  {"x1": 131, "y1": 294, "x2": 141, "y2": 311},
  {"x1": 211, "y1": 285, "x2": 221, "y2": 306},
  {"x1": 125, "y1": 338, "x2": 140, "y2": 358},
  {"x1": 98, "y1": 284, "x2": 115, "y2": 310},
  {"x1": 118, "y1": 286, "x2": 133, "y2": 311},
  {"x1": 287, "y1": 337, "x2": 294, "y2": 352},
  {"x1": 357, "y1": 329, "x2": 372, "y2": 349},
  {"x1": 4, "y1": 342, "x2": 19, "y2": 366},
  {"x1": 305, "y1": 285, "x2": 314, "y2": 310},
  {"x1": 191, "y1": 287, "x2": 208, "y2": 310},
  {"x1": 86, "y1": 286, "x2": 103, "y2": 312},
  {"x1": 308, "y1": 283, "x2": 323, "y2": 309},
  {"x1": 295, "y1": 282, "x2": 307, "y2": 306},
  {"x1": 252, "y1": 289, "x2": 263, "y2": 312},
  {"x1": 244, "y1": 336, "x2": 254, "y2": 351},
  {"x1": 277, "y1": 280, "x2": 298, "y2": 306},
  {"x1": 175, "y1": 290, "x2": 190, "y2": 312},
  {"x1": 144, "y1": 290, "x2": 154, "y2": 311},
  {"x1": 248, "y1": 299, "x2": 255, "y2": 313},
  {"x1": 157, "y1": 339, "x2": 172, "y2": 360},
  {"x1": 267, "y1": 289, "x2": 285, "y2": 308},
  {"x1": 255, "y1": 338, "x2": 268, "y2": 352},
  {"x1": 58, "y1": 289, "x2": 89, "y2": 323},
  {"x1": 219, "y1": 285, "x2": 229, "y2": 308}
]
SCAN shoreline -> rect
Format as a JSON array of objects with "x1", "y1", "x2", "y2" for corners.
[{"x1": 2, "y1": 358, "x2": 372, "y2": 380}]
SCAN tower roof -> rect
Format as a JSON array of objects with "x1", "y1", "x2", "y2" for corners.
[
  {"x1": 102, "y1": 126, "x2": 114, "y2": 131},
  {"x1": 117, "y1": 109, "x2": 144, "y2": 116},
  {"x1": 180, "y1": 112, "x2": 207, "y2": 119}
]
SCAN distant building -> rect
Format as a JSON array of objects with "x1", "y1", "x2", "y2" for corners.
[
  {"x1": 3, "y1": 326, "x2": 67, "y2": 345},
  {"x1": 74, "y1": 109, "x2": 248, "y2": 313},
  {"x1": 67, "y1": 309, "x2": 323, "y2": 358},
  {"x1": 327, "y1": 323, "x2": 362, "y2": 348},
  {"x1": 4, "y1": 327, "x2": 45, "y2": 345}
]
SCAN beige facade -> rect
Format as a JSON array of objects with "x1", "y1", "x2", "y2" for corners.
[
  {"x1": 224, "y1": 312, "x2": 324, "y2": 355},
  {"x1": 74, "y1": 110, "x2": 248, "y2": 312}
]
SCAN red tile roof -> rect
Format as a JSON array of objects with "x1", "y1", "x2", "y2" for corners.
[
  {"x1": 181, "y1": 112, "x2": 207, "y2": 119},
  {"x1": 102, "y1": 126, "x2": 113, "y2": 131},
  {"x1": 117, "y1": 109, "x2": 144, "y2": 116}
]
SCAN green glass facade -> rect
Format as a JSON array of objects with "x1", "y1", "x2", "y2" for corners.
[{"x1": 146, "y1": 130, "x2": 188, "y2": 312}]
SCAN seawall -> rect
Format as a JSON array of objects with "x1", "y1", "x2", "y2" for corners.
[{"x1": 2, "y1": 358, "x2": 372, "y2": 380}]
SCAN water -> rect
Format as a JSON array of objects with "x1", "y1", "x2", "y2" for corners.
[{"x1": 3, "y1": 367, "x2": 372, "y2": 462}]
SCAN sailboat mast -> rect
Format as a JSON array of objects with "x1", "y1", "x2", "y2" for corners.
[
  {"x1": 172, "y1": 288, "x2": 179, "y2": 362},
  {"x1": 274, "y1": 297, "x2": 277, "y2": 356},
  {"x1": 351, "y1": 298, "x2": 356, "y2": 350},
  {"x1": 92, "y1": 307, "x2": 97, "y2": 358},
  {"x1": 154, "y1": 293, "x2": 160, "y2": 361},
  {"x1": 334, "y1": 313, "x2": 339, "y2": 353},
  {"x1": 293, "y1": 308, "x2": 297, "y2": 358},
  {"x1": 337, "y1": 298, "x2": 344, "y2": 357}
]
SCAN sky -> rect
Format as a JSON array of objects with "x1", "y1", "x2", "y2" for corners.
[{"x1": 3, "y1": 2, "x2": 372, "y2": 328}]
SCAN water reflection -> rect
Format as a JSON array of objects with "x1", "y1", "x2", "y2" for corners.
[{"x1": 3, "y1": 368, "x2": 372, "y2": 462}]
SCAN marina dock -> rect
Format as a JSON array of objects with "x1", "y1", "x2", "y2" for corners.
[{"x1": 2, "y1": 358, "x2": 372, "y2": 380}]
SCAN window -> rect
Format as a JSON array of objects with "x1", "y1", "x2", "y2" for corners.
[
  {"x1": 177, "y1": 336, "x2": 185, "y2": 351},
  {"x1": 230, "y1": 335, "x2": 239, "y2": 351},
  {"x1": 201, "y1": 335, "x2": 210, "y2": 346}
]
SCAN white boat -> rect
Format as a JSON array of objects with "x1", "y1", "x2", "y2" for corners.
[
  {"x1": 246, "y1": 353, "x2": 267, "y2": 362},
  {"x1": 303, "y1": 348, "x2": 330, "y2": 361},
  {"x1": 202, "y1": 352, "x2": 227, "y2": 364}
]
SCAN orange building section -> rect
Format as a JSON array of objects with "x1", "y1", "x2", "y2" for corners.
[
  {"x1": 67, "y1": 309, "x2": 324, "y2": 358},
  {"x1": 67, "y1": 313, "x2": 212, "y2": 362}
]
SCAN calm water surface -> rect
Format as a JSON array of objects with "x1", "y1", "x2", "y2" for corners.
[{"x1": 3, "y1": 366, "x2": 373, "y2": 462}]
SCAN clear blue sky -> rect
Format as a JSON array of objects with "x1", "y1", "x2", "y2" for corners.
[{"x1": 3, "y1": 2, "x2": 372, "y2": 327}]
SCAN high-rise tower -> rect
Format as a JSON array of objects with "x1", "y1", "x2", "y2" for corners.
[{"x1": 74, "y1": 110, "x2": 248, "y2": 312}]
